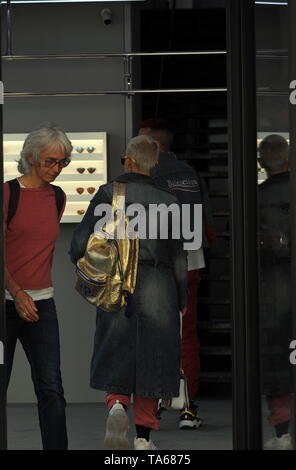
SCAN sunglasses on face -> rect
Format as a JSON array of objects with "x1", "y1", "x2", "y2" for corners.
[
  {"x1": 120, "y1": 156, "x2": 136, "y2": 166},
  {"x1": 42, "y1": 158, "x2": 71, "y2": 169}
]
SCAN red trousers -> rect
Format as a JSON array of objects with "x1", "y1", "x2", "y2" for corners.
[
  {"x1": 181, "y1": 269, "x2": 201, "y2": 401},
  {"x1": 106, "y1": 393, "x2": 159, "y2": 429},
  {"x1": 267, "y1": 393, "x2": 292, "y2": 426}
]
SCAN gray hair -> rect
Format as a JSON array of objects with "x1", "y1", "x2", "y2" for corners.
[
  {"x1": 17, "y1": 124, "x2": 73, "y2": 174},
  {"x1": 258, "y1": 134, "x2": 289, "y2": 172},
  {"x1": 126, "y1": 135, "x2": 159, "y2": 172}
]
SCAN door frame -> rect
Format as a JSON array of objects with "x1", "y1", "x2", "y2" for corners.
[{"x1": 226, "y1": 0, "x2": 262, "y2": 450}]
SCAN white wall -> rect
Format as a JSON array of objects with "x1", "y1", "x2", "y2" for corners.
[{"x1": 4, "y1": 1, "x2": 137, "y2": 403}]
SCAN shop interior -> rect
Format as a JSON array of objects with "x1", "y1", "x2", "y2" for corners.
[{"x1": 0, "y1": 0, "x2": 292, "y2": 450}]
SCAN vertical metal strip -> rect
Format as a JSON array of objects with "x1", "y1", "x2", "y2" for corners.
[
  {"x1": 226, "y1": 0, "x2": 262, "y2": 449},
  {"x1": 124, "y1": 4, "x2": 134, "y2": 145},
  {"x1": 0, "y1": 0, "x2": 7, "y2": 451},
  {"x1": 288, "y1": 0, "x2": 296, "y2": 449}
]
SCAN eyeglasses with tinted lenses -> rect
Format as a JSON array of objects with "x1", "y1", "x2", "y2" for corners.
[
  {"x1": 43, "y1": 158, "x2": 71, "y2": 169},
  {"x1": 120, "y1": 156, "x2": 136, "y2": 166}
]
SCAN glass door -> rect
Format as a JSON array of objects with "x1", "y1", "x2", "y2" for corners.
[
  {"x1": 255, "y1": 0, "x2": 295, "y2": 451},
  {"x1": 227, "y1": 0, "x2": 296, "y2": 449}
]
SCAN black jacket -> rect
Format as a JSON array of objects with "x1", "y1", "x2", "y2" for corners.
[{"x1": 151, "y1": 151, "x2": 213, "y2": 246}]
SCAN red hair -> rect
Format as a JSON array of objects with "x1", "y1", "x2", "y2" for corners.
[{"x1": 140, "y1": 118, "x2": 169, "y2": 129}]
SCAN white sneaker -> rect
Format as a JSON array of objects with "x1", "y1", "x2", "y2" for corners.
[
  {"x1": 104, "y1": 400, "x2": 130, "y2": 450},
  {"x1": 134, "y1": 437, "x2": 157, "y2": 450},
  {"x1": 264, "y1": 433, "x2": 293, "y2": 450}
]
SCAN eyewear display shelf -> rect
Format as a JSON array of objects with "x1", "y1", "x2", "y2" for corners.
[{"x1": 3, "y1": 132, "x2": 107, "y2": 223}]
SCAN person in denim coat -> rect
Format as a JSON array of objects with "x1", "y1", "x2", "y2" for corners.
[
  {"x1": 139, "y1": 118, "x2": 216, "y2": 430},
  {"x1": 69, "y1": 135, "x2": 187, "y2": 450}
]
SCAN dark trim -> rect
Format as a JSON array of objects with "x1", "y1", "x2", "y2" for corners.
[
  {"x1": 226, "y1": 0, "x2": 262, "y2": 449},
  {"x1": 5, "y1": 1, "x2": 12, "y2": 56},
  {"x1": 0, "y1": 3, "x2": 7, "y2": 450},
  {"x1": 288, "y1": 0, "x2": 296, "y2": 448}
]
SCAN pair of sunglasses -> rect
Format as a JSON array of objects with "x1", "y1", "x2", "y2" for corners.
[
  {"x1": 43, "y1": 158, "x2": 71, "y2": 169},
  {"x1": 75, "y1": 146, "x2": 95, "y2": 153},
  {"x1": 76, "y1": 167, "x2": 96, "y2": 174},
  {"x1": 120, "y1": 156, "x2": 136, "y2": 166}
]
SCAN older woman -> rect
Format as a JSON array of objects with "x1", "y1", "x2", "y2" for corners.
[
  {"x1": 4, "y1": 124, "x2": 72, "y2": 450},
  {"x1": 70, "y1": 135, "x2": 187, "y2": 450}
]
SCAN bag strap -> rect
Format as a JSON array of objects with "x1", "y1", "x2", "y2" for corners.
[
  {"x1": 7, "y1": 179, "x2": 64, "y2": 226},
  {"x1": 111, "y1": 182, "x2": 126, "y2": 280},
  {"x1": 7, "y1": 179, "x2": 20, "y2": 226},
  {"x1": 112, "y1": 181, "x2": 126, "y2": 236},
  {"x1": 51, "y1": 184, "x2": 65, "y2": 219},
  {"x1": 181, "y1": 370, "x2": 190, "y2": 409},
  {"x1": 180, "y1": 314, "x2": 190, "y2": 409},
  {"x1": 112, "y1": 181, "x2": 126, "y2": 213}
]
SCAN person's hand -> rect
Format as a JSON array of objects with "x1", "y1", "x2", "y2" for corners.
[
  {"x1": 181, "y1": 306, "x2": 187, "y2": 317},
  {"x1": 14, "y1": 290, "x2": 39, "y2": 322}
]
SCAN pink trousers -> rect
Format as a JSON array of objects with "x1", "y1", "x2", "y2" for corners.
[{"x1": 106, "y1": 393, "x2": 159, "y2": 429}]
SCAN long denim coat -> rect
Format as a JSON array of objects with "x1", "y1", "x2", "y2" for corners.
[{"x1": 70, "y1": 173, "x2": 187, "y2": 399}]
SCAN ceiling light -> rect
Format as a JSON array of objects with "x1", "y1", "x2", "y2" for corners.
[
  {"x1": 255, "y1": 1, "x2": 288, "y2": 5},
  {"x1": 1, "y1": 0, "x2": 145, "y2": 4}
]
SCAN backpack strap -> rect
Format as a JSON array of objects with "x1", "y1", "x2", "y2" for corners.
[
  {"x1": 7, "y1": 179, "x2": 20, "y2": 226},
  {"x1": 7, "y1": 179, "x2": 64, "y2": 225},
  {"x1": 51, "y1": 184, "x2": 65, "y2": 219}
]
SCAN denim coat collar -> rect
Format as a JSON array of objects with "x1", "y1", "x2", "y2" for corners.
[
  {"x1": 114, "y1": 172, "x2": 174, "y2": 197},
  {"x1": 114, "y1": 172, "x2": 155, "y2": 186}
]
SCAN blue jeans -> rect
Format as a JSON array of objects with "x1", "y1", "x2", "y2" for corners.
[{"x1": 6, "y1": 298, "x2": 68, "y2": 450}]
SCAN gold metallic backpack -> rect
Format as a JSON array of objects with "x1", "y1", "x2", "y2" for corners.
[{"x1": 75, "y1": 182, "x2": 139, "y2": 312}]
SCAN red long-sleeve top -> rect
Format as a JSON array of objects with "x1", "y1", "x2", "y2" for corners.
[{"x1": 4, "y1": 181, "x2": 65, "y2": 290}]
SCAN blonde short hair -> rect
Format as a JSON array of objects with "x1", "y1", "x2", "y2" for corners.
[{"x1": 126, "y1": 135, "x2": 159, "y2": 172}]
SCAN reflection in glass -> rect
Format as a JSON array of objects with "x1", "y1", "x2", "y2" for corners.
[
  {"x1": 255, "y1": 1, "x2": 294, "y2": 450},
  {"x1": 257, "y1": 135, "x2": 293, "y2": 450}
]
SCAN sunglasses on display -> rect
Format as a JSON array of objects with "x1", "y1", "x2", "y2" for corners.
[
  {"x1": 75, "y1": 146, "x2": 95, "y2": 153},
  {"x1": 120, "y1": 156, "x2": 136, "y2": 166},
  {"x1": 43, "y1": 158, "x2": 71, "y2": 169},
  {"x1": 76, "y1": 187, "x2": 96, "y2": 194},
  {"x1": 76, "y1": 167, "x2": 96, "y2": 174}
]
